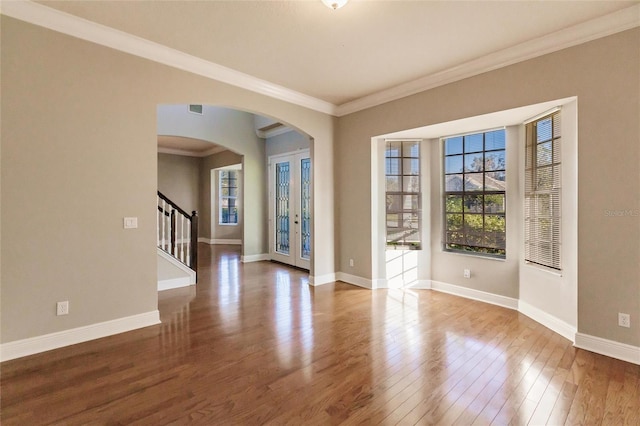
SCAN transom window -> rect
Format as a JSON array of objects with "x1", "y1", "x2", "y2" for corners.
[
  {"x1": 385, "y1": 140, "x2": 421, "y2": 250},
  {"x1": 443, "y1": 129, "x2": 506, "y2": 257},
  {"x1": 219, "y1": 170, "x2": 238, "y2": 225}
]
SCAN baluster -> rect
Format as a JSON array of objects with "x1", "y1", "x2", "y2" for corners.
[
  {"x1": 191, "y1": 211, "x2": 198, "y2": 280},
  {"x1": 180, "y1": 214, "x2": 185, "y2": 262},
  {"x1": 186, "y1": 217, "x2": 191, "y2": 267},
  {"x1": 171, "y1": 209, "x2": 177, "y2": 257},
  {"x1": 162, "y1": 200, "x2": 166, "y2": 250},
  {"x1": 157, "y1": 197, "x2": 160, "y2": 248}
]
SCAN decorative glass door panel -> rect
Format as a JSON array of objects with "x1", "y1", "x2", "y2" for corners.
[
  {"x1": 275, "y1": 162, "x2": 290, "y2": 255},
  {"x1": 300, "y1": 158, "x2": 311, "y2": 260},
  {"x1": 269, "y1": 152, "x2": 311, "y2": 270}
]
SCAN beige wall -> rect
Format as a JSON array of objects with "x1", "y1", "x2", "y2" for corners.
[
  {"x1": 336, "y1": 28, "x2": 639, "y2": 346},
  {"x1": 157, "y1": 153, "x2": 200, "y2": 215},
  {"x1": 1, "y1": 17, "x2": 335, "y2": 344}
]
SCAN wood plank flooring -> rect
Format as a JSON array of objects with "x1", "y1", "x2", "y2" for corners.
[{"x1": 2, "y1": 244, "x2": 639, "y2": 425}]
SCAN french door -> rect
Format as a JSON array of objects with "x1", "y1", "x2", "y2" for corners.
[{"x1": 269, "y1": 151, "x2": 311, "y2": 270}]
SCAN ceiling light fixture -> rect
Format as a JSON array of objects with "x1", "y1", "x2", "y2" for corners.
[{"x1": 321, "y1": 0, "x2": 348, "y2": 10}]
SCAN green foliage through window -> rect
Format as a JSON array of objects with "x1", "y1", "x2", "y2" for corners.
[{"x1": 443, "y1": 129, "x2": 506, "y2": 257}]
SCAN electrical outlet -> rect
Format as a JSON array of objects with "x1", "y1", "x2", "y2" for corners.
[
  {"x1": 618, "y1": 313, "x2": 631, "y2": 328},
  {"x1": 57, "y1": 301, "x2": 69, "y2": 316},
  {"x1": 349, "y1": 258, "x2": 354, "y2": 267},
  {"x1": 463, "y1": 269, "x2": 471, "y2": 279}
]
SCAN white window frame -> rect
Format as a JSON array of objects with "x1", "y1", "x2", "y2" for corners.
[
  {"x1": 219, "y1": 169, "x2": 239, "y2": 226},
  {"x1": 524, "y1": 111, "x2": 562, "y2": 271},
  {"x1": 442, "y1": 128, "x2": 507, "y2": 259}
]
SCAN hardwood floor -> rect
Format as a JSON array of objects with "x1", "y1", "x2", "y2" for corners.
[{"x1": 2, "y1": 244, "x2": 639, "y2": 425}]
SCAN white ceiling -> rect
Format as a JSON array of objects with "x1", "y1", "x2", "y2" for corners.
[{"x1": 16, "y1": 1, "x2": 640, "y2": 112}]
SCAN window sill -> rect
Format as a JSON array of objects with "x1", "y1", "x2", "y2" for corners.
[
  {"x1": 523, "y1": 261, "x2": 563, "y2": 277},
  {"x1": 442, "y1": 250, "x2": 506, "y2": 262},
  {"x1": 218, "y1": 223, "x2": 239, "y2": 226}
]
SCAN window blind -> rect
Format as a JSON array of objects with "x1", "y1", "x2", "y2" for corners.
[{"x1": 524, "y1": 111, "x2": 561, "y2": 270}]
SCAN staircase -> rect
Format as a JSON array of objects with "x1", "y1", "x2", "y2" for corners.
[{"x1": 157, "y1": 191, "x2": 198, "y2": 290}]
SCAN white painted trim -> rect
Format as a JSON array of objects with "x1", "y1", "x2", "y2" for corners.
[
  {"x1": 197, "y1": 238, "x2": 242, "y2": 245},
  {"x1": 213, "y1": 239, "x2": 241, "y2": 245},
  {"x1": 309, "y1": 272, "x2": 336, "y2": 287},
  {"x1": 157, "y1": 248, "x2": 196, "y2": 291},
  {"x1": 201, "y1": 146, "x2": 228, "y2": 157},
  {"x1": 335, "y1": 5, "x2": 640, "y2": 116},
  {"x1": 430, "y1": 280, "x2": 519, "y2": 310},
  {"x1": 575, "y1": 333, "x2": 640, "y2": 366},
  {"x1": 158, "y1": 276, "x2": 194, "y2": 292},
  {"x1": 157, "y1": 247, "x2": 195, "y2": 273},
  {"x1": 240, "y1": 253, "x2": 270, "y2": 263},
  {"x1": 1, "y1": 0, "x2": 336, "y2": 116},
  {"x1": 405, "y1": 280, "x2": 432, "y2": 290},
  {"x1": 157, "y1": 146, "x2": 227, "y2": 158},
  {"x1": 518, "y1": 300, "x2": 577, "y2": 343},
  {"x1": 3, "y1": 1, "x2": 637, "y2": 117},
  {"x1": 0, "y1": 310, "x2": 160, "y2": 362},
  {"x1": 335, "y1": 272, "x2": 372, "y2": 289},
  {"x1": 256, "y1": 125, "x2": 293, "y2": 139},
  {"x1": 371, "y1": 279, "x2": 387, "y2": 289}
]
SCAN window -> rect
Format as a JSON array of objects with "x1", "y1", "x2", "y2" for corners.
[
  {"x1": 219, "y1": 170, "x2": 238, "y2": 225},
  {"x1": 385, "y1": 140, "x2": 421, "y2": 250},
  {"x1": 525, "y1": 111, "x2": 561, "y2": 270},
  {"x1": 443, "y1": 129, "x2": 506, "y2": 257}
]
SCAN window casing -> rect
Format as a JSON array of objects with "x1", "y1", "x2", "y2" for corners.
[
  {"x1": 443, "y1": 129, "x2": 506, "y2": 257},
  {"x1": 525, "y1": 112, "x2": 561, "y2": 270},
  {"x1": 385, "y1": 140, "x2": 421, "y2": 250},
  {"x1": 219, "y1": 170, "x2": 238, "y2": 225}
]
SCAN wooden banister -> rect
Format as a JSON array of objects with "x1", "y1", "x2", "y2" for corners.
[{"x1": 157, "y1": 191, "x2": 198, "y2": 282}]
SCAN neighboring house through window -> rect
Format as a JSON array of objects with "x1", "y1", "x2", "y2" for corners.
[{"x1": 443, "y1": 129, "x2": 506, "y2": 257}]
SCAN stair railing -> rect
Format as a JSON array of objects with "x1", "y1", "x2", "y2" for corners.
[{"x1": 157, "y1": 191, "x2": 198, "y2": 280}]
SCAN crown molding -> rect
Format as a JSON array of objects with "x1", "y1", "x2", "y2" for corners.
[
  {"x1": 256, "y1": 125, "x2": 294, "y2": 139},
  {"x1": 335, "y1": 4, "x2": 640, "y2": 116},
  {"x1": 158, "y1": 146, "x2": 226, "y2": 158},
  {"x1": 1, "y1": 0, "x2": 337, "y2": 116},
  {"x1": 3, "y1": 1, "x2": 638, "y2": 118}
]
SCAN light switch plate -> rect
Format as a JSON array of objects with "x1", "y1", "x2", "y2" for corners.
[{"x1": 124, "y1": 217, "x2": 138, "y2": 229}]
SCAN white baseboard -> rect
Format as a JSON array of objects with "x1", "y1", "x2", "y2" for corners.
[
  {"x1": 335, "y1": 272, "x2": 372, "y2": 289},
  {"x1": 0, "y1": 310, "x2": 160, "y2": 362},
  {"x1": 575, "y1": 332, "x2": 640, "y2": 365},
  {"x1": 158, "y1": 277, "x2": 195, "y2": 291},
  {"x1": 241, "y1": 253, "x2": 270, "y2": 263},
  {"x1": 309, "y1": 272, "x2": 337, "y2": 286},
  {"x1": 405, "y1": 280, "x2": 433, "y2": 290},
  {"x1": 518, "y1": 300, "x2": 576, "y2": 342},
  {"x1": 198, "y1": 238, "x2": 242, "y2": 245},
  {"x1": 430, "y1": 280, "x2": 519, "y2": 310},
  {"x1": 371, "y1": 279, "x2": 387, "y2": 289}
]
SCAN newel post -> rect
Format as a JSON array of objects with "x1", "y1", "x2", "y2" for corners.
[{"x1": 191, "y1": 211, "x2": 198, "y2": 282}]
